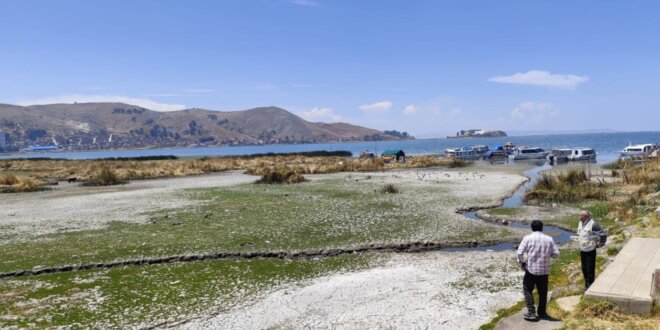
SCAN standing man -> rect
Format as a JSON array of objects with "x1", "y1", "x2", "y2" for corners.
[
  {"x1": 517, "y1": 220, "x2": 560, "y2": 321},
  {"x1": 578, "y1": 210, "x2": 607, "y2": 291}
]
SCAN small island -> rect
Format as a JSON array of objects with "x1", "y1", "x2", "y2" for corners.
[{"x1": 447, "y1": 129, "x2": 507, "y2": 139}]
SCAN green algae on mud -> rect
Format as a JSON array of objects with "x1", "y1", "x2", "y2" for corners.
[
  {"x1": 0, "y1": 254, "x2": 370, "y2": 329},
  {"x1": 0, "y1": 174, "x2": 520, "y2": 273}
]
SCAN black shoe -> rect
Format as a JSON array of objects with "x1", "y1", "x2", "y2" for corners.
[
  {"x1": 523, "y1": 312, "x2": 538, "y2": 321},
  {"x1": 538, "y1": 314, "x2": 559, "y2": 321}
]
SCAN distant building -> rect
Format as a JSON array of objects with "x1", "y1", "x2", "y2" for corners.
[
  {"x1": 0, "y1": 130, "x2": 6, "y2": 149},
  {"x1": 448, "y1": 129, "x2": 507, "y2": 139}
]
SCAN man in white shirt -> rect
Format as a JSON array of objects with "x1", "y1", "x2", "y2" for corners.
[
  {"x1": 517, "y1": 220, "x2": 560, "y2": 320},
  {"x1": 578, "y1": 210, "x2": 607, "y2": 290}
]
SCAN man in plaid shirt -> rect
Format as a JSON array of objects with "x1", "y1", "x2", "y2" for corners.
[{"x1": 517, "y1": 220, "x2": 560, "y2": 320}]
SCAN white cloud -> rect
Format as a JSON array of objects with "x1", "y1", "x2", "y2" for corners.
[
  {"x1": 403, "y1": 104, "x2": 418, "y2": 116},
  {"x1": 290, "y1": 0, "x2": 319, "y2": 6},
  {"x1": 359, "y1": 100, "x2": 393, "y2": 112},
  {"x1": 510, "y1": 102, "x2": 559, "y2": 122},
  {"x1": 299, "y1": 107, "x2": 342, "y2": 122},
  {"x1": 489, "y1": 70, "x2": 589, "y2": 89},
  {"x1": 16, "y1": 94, "x2": 186, "y2": 112}
]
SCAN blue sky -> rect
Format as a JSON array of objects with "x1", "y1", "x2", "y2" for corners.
[{"x1": 1, "y1": 0, "x2": 659, "y2": 137}]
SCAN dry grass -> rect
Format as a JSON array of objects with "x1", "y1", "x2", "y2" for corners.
[
  {"x1": 560, "y1": 299, "x2": 660, "y2": 329},
  {"x1": 398, "y1": 156, "x2": 470, "y2": 168},
  {"x1": 83, "y1": 166, "x2": 127, "y2": 186},
  {"x1": 255, "y1": 166, "x2": 308, "y2": 184},
  {"x1": 0, "y1": 154, "x2": 471, "y2": 185},
  {"x1": 0, "y1": 173, "x2": 46, "y2": 193},
  {"x1": 606, "y1": 158, "x2": 660, "y2": 185}
]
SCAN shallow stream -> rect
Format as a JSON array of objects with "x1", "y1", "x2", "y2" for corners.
[{"x1": 447, "y1": 162, "x2": 574, "y2": 252}]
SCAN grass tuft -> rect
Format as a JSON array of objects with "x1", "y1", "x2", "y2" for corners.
[
  {"x1": 381, "y1": 184, "x2": 399, "y2": 194},
  {"x1": 575, "y1": 299, "x2": 626, "y2": 322},
  {"x1": 255, "y1": 167, "x2": 307, "y2": 184},
  {"x1": 83, "y1": 166, "x2": 127, "y2": 186}
]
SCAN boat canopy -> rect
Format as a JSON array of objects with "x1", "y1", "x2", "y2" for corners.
[{"x1": 381, "y1": 149, "x2": 405, "y2": 157}]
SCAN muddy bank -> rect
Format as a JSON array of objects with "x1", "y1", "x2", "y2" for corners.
[
  {"x1": 0, "y1": 238, "x2": 521, "y2": 279},
  {"x1": 476, "y1": 205, "x2": 581, "y2": 231}
]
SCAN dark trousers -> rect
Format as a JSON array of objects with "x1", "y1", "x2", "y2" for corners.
[
  {"x1": 581, "y1": 249, "x2": 597, "y2": 289},
  {"x1": 523, "y1": 271, "x2": 549, "y2": 316}
]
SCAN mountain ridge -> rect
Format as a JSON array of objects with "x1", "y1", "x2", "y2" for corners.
[{"x1": 0, "y1": 103, "x2": 411, "y2": 151}]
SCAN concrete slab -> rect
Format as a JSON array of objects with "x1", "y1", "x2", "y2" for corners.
[
  {"x1": 584, "y1": 237, "x2": 660, "y2": 314},
  {"x1": 493, "y1": 310, "x2": 562, "y2": 330},
  {"x1": 556, "y1": 295, "x2": 581, "y2": 313}
]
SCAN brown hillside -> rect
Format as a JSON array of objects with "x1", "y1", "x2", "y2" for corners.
[{"x1": 0, "y1": 103, "x2": 409, "y2": 151}]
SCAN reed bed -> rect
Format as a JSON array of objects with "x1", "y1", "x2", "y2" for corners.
[
  {"x1": 524, "y1": 168, "x2": 607, "y2": 203},
  {"x1": 0, "y1": 154, "x2": 469, "y2": 192}
]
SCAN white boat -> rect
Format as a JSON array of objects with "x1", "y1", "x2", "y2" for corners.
[
  {"x1": 549, "y1": 148, "x2": 572, "y2": 163},
  {"x1": 508, "y1": 147, "x2": 549, "y2": 160},
  {"x1": 619, "y1": 143, "x2": 658, "y2": 158},
  {"x1": 444, "y1": 147, "x2": 480, "y2": 160},
  {"x1": 471, "y1": 145, "x2": 490, "y2": 156},
  {"x1": 568, "y1": 147, "x2": 597, "y2": 161}
]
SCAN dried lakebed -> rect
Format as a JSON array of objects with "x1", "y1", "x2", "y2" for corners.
[{"x1": 1, "y1": 166, "x2": 532, "y2": 328}]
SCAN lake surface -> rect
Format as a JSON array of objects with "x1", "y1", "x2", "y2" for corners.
[{"x1": 2, "y1": 131, "x2": 659, "y2": 164}]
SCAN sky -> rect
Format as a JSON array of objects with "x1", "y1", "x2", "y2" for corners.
[{"x1": 1, "y1": 0, "x2": 659, "y2": 137}]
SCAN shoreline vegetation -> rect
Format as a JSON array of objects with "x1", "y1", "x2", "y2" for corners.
[
  {"x1": 0, "y1": 150, "x2": 468, "y2": 192},
  {"x1": 480, "y1": 157, "x2": 660, "y2": 329},
  {"x1": 0, "y1": 153, "x2": 657, "y2": 328}
]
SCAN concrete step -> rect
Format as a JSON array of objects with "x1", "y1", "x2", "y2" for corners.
[{"x1": 584, "y1": 237, "x2": 660, "y2": 314}]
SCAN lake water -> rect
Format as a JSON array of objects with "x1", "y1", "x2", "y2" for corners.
[{"x1": 2, "y1": 131, "x2": 659, "y2": 164}]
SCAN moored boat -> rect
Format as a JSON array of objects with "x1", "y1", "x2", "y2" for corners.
[
  {"x1": 549, "y1": 148, "x2": 572, "y2": 163},
  {"x1": 508, "y1": 147, "x2": 549, "y2": 160},
  {"x1": 568, "y1": 147, "x2": 597, "y2": 161},
  {"x1": 444, "y1": 147, "x2": 480, "y2": 160},
  {"x1": 619, "y1": 143, "x2": 658, "y2": 158}
]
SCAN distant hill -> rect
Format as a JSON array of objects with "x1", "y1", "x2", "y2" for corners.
[{"x1": 0, "y1": 103, "x2": 411, "y2": 151}]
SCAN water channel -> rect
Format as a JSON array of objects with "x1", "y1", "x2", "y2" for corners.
[{"x1": 445, "y1": 161, "x2": 575, "y2": 252}]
